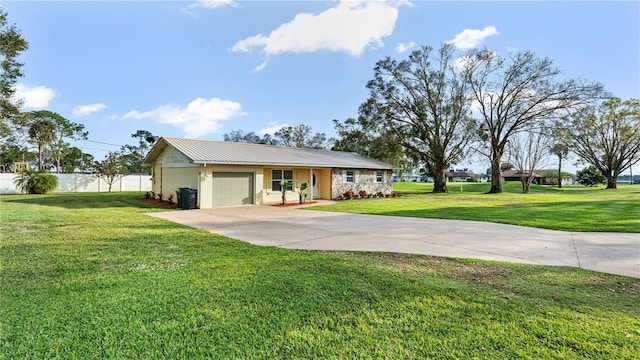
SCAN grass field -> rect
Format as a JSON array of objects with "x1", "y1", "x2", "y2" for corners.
[
  {"x1": 1, "y1": 192, "x2": 639, "y2": 358},
  {"x1": 311, "y1": 182, "x2": 640, "y2": 232}
]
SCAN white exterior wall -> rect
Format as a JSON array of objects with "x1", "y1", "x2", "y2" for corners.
[
  {"x1": 0, "y1": 173, "x2": 151, "y2": 194},
  {"x1": 150, "y1": 146, "x2": 200, "y2": 202}
]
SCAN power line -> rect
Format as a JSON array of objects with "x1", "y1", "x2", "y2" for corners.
[
  {"x1": 79, "y1": 139, "x2": 124, "y2": 147},
  {"x1": 77, "y1": 146, "x2": 111, "y2": 152}
]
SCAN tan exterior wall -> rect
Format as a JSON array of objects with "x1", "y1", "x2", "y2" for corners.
[
  {"x1": 331, "y1": 168, "x2": 393, "y2": 199},
  {"x1": 261, "y1": 167, "x2": 332, "y2": 204},
  {"x1": 161, "y1": 167, "x2": 199, "y2": 202}
]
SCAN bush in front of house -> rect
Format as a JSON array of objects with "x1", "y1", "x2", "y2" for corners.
[
  {"x1": 13, "y1": 169, "x2": 58, "y2": 194},
  {"x1": 336, "y1": 191, "x2": 401, "y2": 200}
]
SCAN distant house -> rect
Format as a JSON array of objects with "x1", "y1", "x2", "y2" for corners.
[
  {"x1": 143, "y1": 137, "x2": 394, "y2": 208},
  {"x1": 446, "y1": 171, "x2": 474, "y2": 182},
  {"x1": 501, "y1": 170, "x2": 576, "y2": 186}
]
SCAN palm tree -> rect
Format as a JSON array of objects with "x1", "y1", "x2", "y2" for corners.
[{"x1": 28, "y1": 117, "x2": 55, "y2": 170}]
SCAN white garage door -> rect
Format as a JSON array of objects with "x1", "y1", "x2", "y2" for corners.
[{"x1": 212, "y1": 172, "x2": 254, "y2": 207}]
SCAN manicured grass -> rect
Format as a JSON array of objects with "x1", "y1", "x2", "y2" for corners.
[
  {"x1": 313, "y1": 182, "x2": 640, "y2": 232},
  {"x1": 1, "y1": 192, "x2": 639, "y2": 358}
]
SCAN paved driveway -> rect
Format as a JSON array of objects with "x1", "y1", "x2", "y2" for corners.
[{"x1": 148, "y1": 205, "x2": 640, "y2": 278}]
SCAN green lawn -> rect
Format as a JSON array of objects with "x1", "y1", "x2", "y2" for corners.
[
  {"x1": 311, "y1": 182, "x2": 640, "y2": 232},
  {"x1": 1, "y1": 192, "x2": 639, "y2": 358}
]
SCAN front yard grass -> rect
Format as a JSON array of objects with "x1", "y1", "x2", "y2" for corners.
[
  {"x1": 1, "y1": 192, "x2": 639, "y2": 358},
  {"x1": 313, "y1": 182, "x2": 640, "y2": 232}
]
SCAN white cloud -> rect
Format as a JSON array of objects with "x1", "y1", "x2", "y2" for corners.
[
  {"x1": 395, "y1": 41, "x2": 415, "y2": 54},
  {"x1": 181, "y1": 0, "x2": 238, "y2": 16},
  {"x1": 447, "y1": 25, "x2": 499, "y2": 50},
  {"x1": 253, "y1": 60, "x2": 269, "y2": 73},
  {"x1": 259, "y1": 121, "x2": 289, "y2": 135},
  {"x1": 192, "y1": 0, "x2": 238, "y2": 9},
  {"x1": 121, "y1": 97, "x2": 246, "y2": 138},
  {"x1": 13, "y1": 84, "x2": 57, "y2": 109},
  {"x1": 72, "y1": 103, "x2": 107, "y2": 117},
  {"x1": 232, "y1": 0, "x2": 411, "y2": 69}
]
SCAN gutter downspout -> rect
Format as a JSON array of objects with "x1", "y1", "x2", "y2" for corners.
[{"x1": 197, "y1": 163, "x2": 206, "y2": 208}]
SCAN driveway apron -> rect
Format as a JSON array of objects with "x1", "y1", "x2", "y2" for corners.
[{"x1": 147, "y1": 205, "x2": 640, "y2": 278}]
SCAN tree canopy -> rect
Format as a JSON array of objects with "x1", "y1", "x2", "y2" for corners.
[
  {"x1": 362, "y1": 44, "x2": 476, "y2": 193},
  {"x1": 332, "y1": 115, "x2": 407, "y2": 171},
  {"x1": 120, "y1": 130, "x2": 158, "y2": 174},
  {"x1": 96, "y1": 151, "x2": 128, "y2": 192},
  {"x1": 563, "y1": 97, "x2": 640, "y2": 189},
  {"x1": 0, "y1": 9, "x2": 28, "y2": 132},
  {"x1": 22, "y1": 110, "x2": 87, "y2": 172},
  {"x1": 223, "y1": 124, "x2": 328, "y2": 149},
  {"x1": 464, "y1": 49, "x2": 604, "y2": 193}
]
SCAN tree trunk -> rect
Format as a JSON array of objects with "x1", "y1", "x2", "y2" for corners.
[
  {"x1": 488, "y1": 153, "x2": 503, "y2": 194},
  {"x1": 432, "y1": 164, "x2": 447, "y2": 193},
  {"x1": 606, "y1": 177, "x2": 617, "y2": 189},
  {"x1": 38, "y1": 144, "x2": 44, "y2": 171},
  {"x1": 557, "y1": 155, "x2": 562, "y2": 188}
]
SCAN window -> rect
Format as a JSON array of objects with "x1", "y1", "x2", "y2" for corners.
[
  {"x1": 345, "y1": 170, "x2": 354, "y2": 183},
  {"x1": 376, "y1": 171, "x2": 383, "y2": 183},
  {"x1": 272, "y1": 169, "x2": 293, "y2": 191}
]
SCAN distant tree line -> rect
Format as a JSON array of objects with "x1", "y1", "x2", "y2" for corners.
[{"x1": 223, "y1": 124, "x2": 328, "y2": 149}]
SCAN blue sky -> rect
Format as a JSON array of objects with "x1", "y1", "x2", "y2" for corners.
[{"x1": 5, "y1": 0, "x2": 640, "y2": 171}]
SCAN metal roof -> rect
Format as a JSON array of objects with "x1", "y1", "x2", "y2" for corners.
[{"x1": 143, "y1": 137, "x2": 393, "y2": 170}]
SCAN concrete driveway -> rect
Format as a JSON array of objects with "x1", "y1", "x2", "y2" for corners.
[{"x1": 148, "y1": 204, "x2": 640, "y2": 278}]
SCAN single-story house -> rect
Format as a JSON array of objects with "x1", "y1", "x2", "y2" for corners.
[
  {"x1": 142, "y1": 137, "x2": 394, "y2": 208},
  {"x1": 501, "y1": 170, "x2": 576, "y2": 186},
  {"x1": 446, "y1": 171, "x2": 474, "y2": 182}
]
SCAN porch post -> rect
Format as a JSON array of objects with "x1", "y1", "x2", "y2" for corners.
[{"x1": 309, "y1": 168, "x2": 314, "y2": 201}]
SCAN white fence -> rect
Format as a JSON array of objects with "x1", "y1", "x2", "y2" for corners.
[{"x1": 0, "y1": 173, "x2": 152, "y2": 194}]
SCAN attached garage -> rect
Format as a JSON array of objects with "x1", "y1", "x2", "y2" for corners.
[{"x1": 212, "y1": 172, "x2": 254, "y2": 207}]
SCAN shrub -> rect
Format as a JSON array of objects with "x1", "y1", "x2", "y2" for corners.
[
  {"x1": 577, "y1": 166, "x2": 606, "y2": 187},
  {"x1": 13, "y1": 169, "x2": 58, "y2": 194}
]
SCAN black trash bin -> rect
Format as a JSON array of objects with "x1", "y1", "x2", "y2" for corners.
[
  {"x1": 183, "y1": 188, "x2": 198, "y2": 210},
  {"x1": 177, "y1": 187, "x2": 190, "y2": 209}
]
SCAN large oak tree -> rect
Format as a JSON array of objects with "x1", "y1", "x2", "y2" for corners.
[
  {"x1": 563, "y1": 97, "x2": 640, "y2": 189},
  {"x1": 364, "y1": 44, "x2": 476, "y2": 193},
  {"x1": 464, "y1": 49, "x2": 604, "y2": 193}
]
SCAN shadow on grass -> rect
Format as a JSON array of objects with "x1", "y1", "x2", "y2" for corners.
[
  {"x1": 366, "y1": 199, "x2": 640, "y2": 233},
  {"x1": 1, "y1": 192, "x2": 172, "y2": 210}
]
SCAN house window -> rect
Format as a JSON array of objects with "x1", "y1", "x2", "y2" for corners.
[
  {"x1": 272, "y1": 169, "x2": 293, "y2": 191},
  {"x1": 376, "y1": 171, "x2": 383, "y2": 183},
  {"x1": 345, "y1": 170, "x2": 355, "y2": 183}
]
